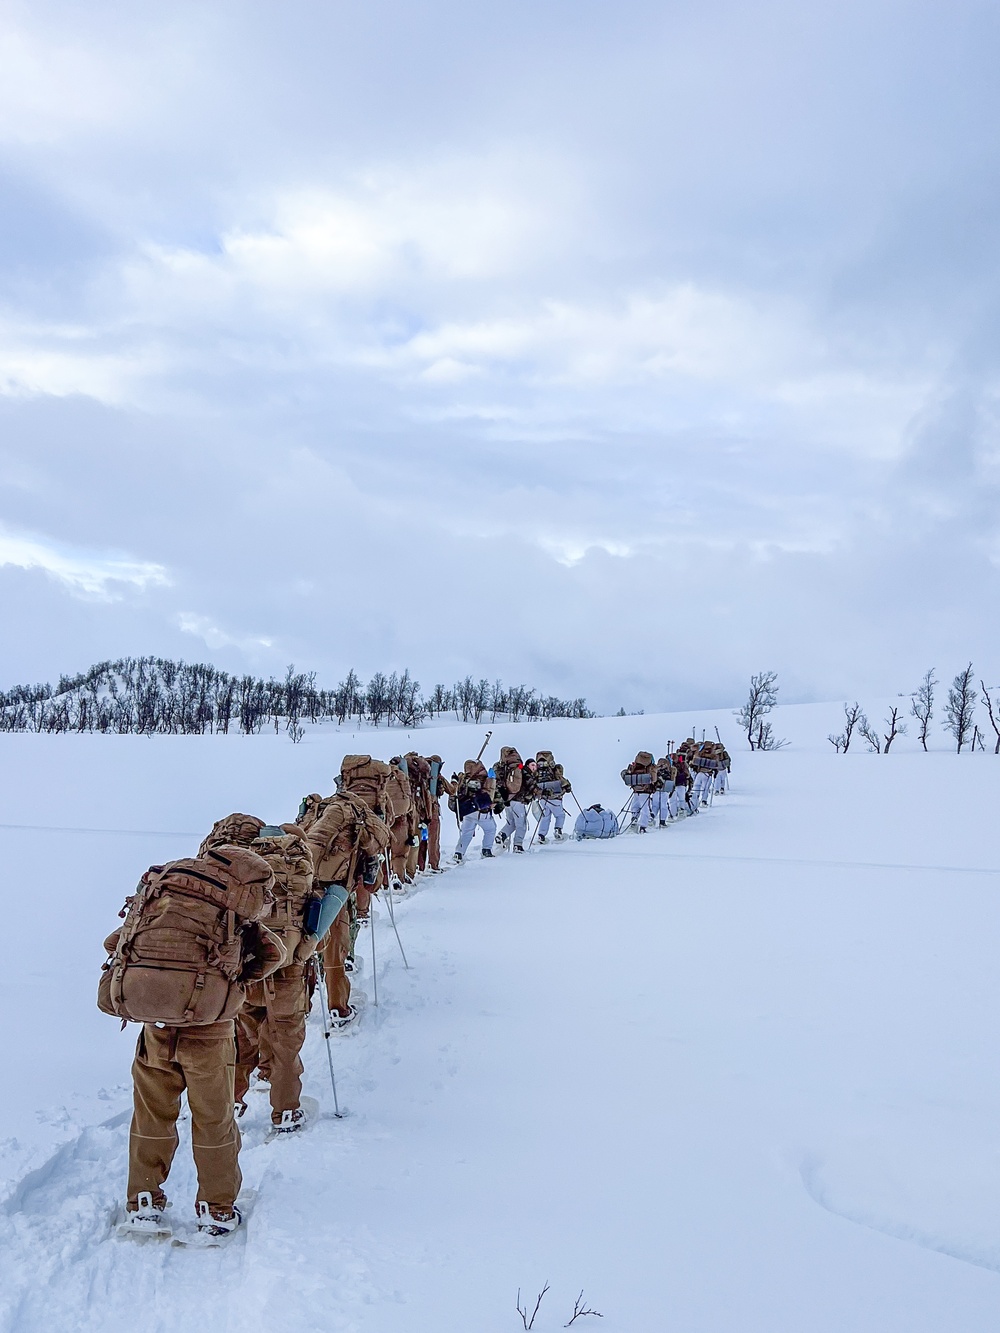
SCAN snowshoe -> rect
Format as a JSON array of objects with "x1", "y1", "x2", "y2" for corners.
[
  {"x1": 497, "y1": 832, "x2": 509, "y2": 849},
  {"x1": 328, "y1": 1004, "x2": 358, "y2": 1031},
  {"x1": 117, "y1": 1192, "x2": 171, "y2": 1240},
  {"x1": 344, "y1": 953, "x2": 363, "y2": 976},
  {"x1": 512, "y1": 844, "x2": 525, "y2": 854},
  {"x1": 481, "y1": 848, "x2": 494, "y2": 858},
  {"x1": 390, "y1": 876, "x2": 406, "y2": 893},
  {"x1": 234, "y1": 1100, "x2": 248, "y2": 1119},
  {"x1": 452, "y1": 852, "x2": 464, "y2": 864},
  {"x1": 553, "y1": 828, "x2": 565, "y2": 841},
  {"x1": 537, "y1": 834, "x2": 547, "y2": 844}
]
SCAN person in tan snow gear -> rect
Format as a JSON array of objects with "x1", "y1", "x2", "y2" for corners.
[
  {"x1": 99, "y1": 837, "x2": 283, "y2": 1238},
  {"x1": 337, "y1": 754, "x2": 393, "y2": 923},
  {"x1": 494, "y1": 746, "x2": 528, "y2": 853},
  {"x1": 234, "y1": 824, "x2": 322, "y2": 1132},
  {"x1": 386, "y1": 757, "x2": 417, "y2": 889},
  {"x1": 621, "y1": 751, "x2": 659, "y2": 831},
  {"x1": 197, "y1": 812, "x2": 265, "y2": 858},
  {"x1": 418, "y1": 755, "x2": 452, "y2": 873},
  {"x1": 305, "y1": 787, "x2": 391, "y2": 1029},
  {"x1": 534, "y1": 750, "x2": 571, "y2": 843},
  {"x1": 404, "y1": 752, "x2": 434, "y2": 875},
  {"x1": 450, "y1": 759, "x2": 496, "y2": 862}
]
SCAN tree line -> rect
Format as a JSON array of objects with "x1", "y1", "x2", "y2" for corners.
[
  {"x1": 0, "y1": 658, "x2": 594, "y2": 738},
  {"x1": 735, "y1": 666, "x2": 1000, "y2": 754}
]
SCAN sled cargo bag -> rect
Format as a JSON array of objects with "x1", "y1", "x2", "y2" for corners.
[{"x1": 574, "y1": 805, "x2": 619, "y2": 840}]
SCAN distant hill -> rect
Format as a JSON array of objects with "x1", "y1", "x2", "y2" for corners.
[{"x1": 0, "y1": 657, "x2": 594, "y2": 737}]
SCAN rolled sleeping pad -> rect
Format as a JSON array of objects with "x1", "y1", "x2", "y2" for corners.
[{"x1": 304, "y1": 884, "x2": 351, "y2": 943}]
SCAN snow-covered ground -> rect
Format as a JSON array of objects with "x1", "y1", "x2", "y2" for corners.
[{"x1": 1, "y1": 702, "x2": 999, "y2": 1331}]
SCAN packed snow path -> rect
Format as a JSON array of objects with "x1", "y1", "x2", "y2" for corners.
[{"x1": 1, "y1": 709, "x2": 1000, "y2": 1330}]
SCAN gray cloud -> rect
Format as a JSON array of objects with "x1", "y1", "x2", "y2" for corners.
[{"x1": 1, "y1": 0, "x2": 999, "y2": 712}]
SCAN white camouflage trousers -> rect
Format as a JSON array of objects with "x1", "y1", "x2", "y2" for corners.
[
  {"x1": 691, "y1": 771, "x2": 711, "y2": 806},
  {"x1": 499, "y1": 800, "x2": 528, "y2": 847},
  {"x1": 456, "y1": 810, "x2": 496, "y2": 857},
  {"x1": 629, "y1": 791, "x2": 654, "y2": 829},
  {"x1": 536, "y1": 797, "x2": 566, "y2": 837},
  {"x1": 714, "y1": 768, "x2": 728, "y2": 795}
]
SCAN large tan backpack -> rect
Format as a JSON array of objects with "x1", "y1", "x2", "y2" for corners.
[
  {"x1": 340, "y1": 755, "x2": 392, "y2": 815},
  {"x1": 98, "y1": 846, "x2": 277, "y2": 1027},
  {"x1": 404, "y1": 753, "x2": 434, "y2": 822},
  {"x1": 197, "y1": 812, "x2": 265, "y2": 858},
  {"x1": 250, "y1": 825, "x2": 319, "y2": 966},
  {"x1": 495, "y1": 747, "x2": 524, "y2": 800},
  {"x1": 385, "y1": 761, "x2": 414, "y2": 821},
  {"x1": 622, "y1": 752, "x2": 656, "y2": 790},
  {"x1": 296, "y1": 793, "x2": 333, "y2": 834},
  {"x1": 535, "y1": 750, "x2": 566, "y2": 796}
]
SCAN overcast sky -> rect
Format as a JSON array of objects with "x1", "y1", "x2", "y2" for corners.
[{"x1": 1, "y1": 0, "x2": 998, "y2": 712}]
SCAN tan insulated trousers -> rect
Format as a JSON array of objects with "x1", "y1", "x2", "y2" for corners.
[
  {"x1": 234, "y1": 966, "x2": 308, "y2": 1123},
  {"x1": 127, "y1": 1021, "x2": 241, "y2": 1212}
]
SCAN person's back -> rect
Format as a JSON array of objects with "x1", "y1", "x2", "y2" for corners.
[
  {"x1": 235, "y1": 825, "x2": 320, "y2": 1132},
  {"x1": 100, "y1": 837, "x2": 282, "y2": 1239},
  {"x1": 495, "y1": 747, "x2": 527, "y2": 853},
  {"x1": 306, "y1": 791, "x2": 391, "y2": 1025},
  {"x1": 534, "y1": 749, "x2": 571, "y2": 842},
  {"x1": 621, "y1": 752, "x2": 658, "y2": 831}
]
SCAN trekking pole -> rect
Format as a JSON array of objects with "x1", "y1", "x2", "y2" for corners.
[
  {"x1": 370, "y1": 893, "x2": 379, "y2": 1007},
  {"x1": 569, "y1": 791, "x2": 585, "y2": 816},
  {"x1": 314, "y1": 962, "x2": 344, "y2": 1118},
  {"x1": 381, "y1": 850, "x2": 410, "y2": 969}
]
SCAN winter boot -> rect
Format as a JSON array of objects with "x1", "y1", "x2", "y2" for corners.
[
  {"x1": 497, "y1": 832, "x2": 509, "y2": 849},
  {"x1": 638, "y1": 826, "x2": 647, "y2": 834},
  {"x1": 452, "y1": 851, "x2": 464, "y2": 864},
  {"x1": 553, "y1": 828, "x2": 565, "y2": 841},
  {"x1": 344, "y1": 954, "x2": 356, "y2": 975},
  {"x1": 196, "y1": 1202, "x2": 242, "y2": 1238},
  {"x1": 513, "y1": 844, "x2": 525, "y2": 854},
  {"x1": 481, "y1": 848, "x2": 494, "y2": 858},
  {"x1": 234, "y1": 1101, "x2": 248, "y2": 1119},
  {"x1": 537, "y1": 835, "x2": 547, "y2": 844},
  {"x1": 275, "y1": 1107, "x2": 306, "y2": 1134}
]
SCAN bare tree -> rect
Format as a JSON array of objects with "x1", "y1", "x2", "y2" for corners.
[
  {"x1": 944, "y1": 663, "x2": 978, "y2": 753},
  {"x1": 858, "y1": 712, "x2": 881, "y2": 753},
  {"x1": 882, "y1": 705, "x2": 907, "y2": 753},
  {"x1": 981, "y1": 681, "x2": 1000, "y2": 754},
  {"x1": 828, "y1": 701, "x2": 863, "y2": 753},
  {"x1": 736, "y1": 671, "x2": 779, "y2": 750},
  {"x1": 564, "y1": 1291, "x2": 604, "y2": 1326},
  {"x1": 910, "y1": 669, "x2": 936, "y2": 751},
  {"x1": 516, "y1": 1283, "x2": 550, "y2": 1329}
]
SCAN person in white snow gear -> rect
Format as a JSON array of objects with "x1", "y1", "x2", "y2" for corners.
[
  {"x1": 620, "y1": 751, "x2": 660, "y2": 831},
  {"x1": 98, "y1": 837, "x2": 284, "y2": 1238},
  {"x1": 450, "y1": 759, "x2": 496, "y2": 861},
  {"x1": 494, "y1": 746, "x2": 528, "y2": 852},
  {"x1": 654, "y1": 755, "x2": 677, "y2": 826},
  {"x1": 533, "y1": 749, "x2": 571, "y2": 842}
]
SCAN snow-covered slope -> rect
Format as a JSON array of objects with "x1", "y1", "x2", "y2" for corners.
[{"x1": 1, "y1": 703, "x2": 998, "y2": 1331}]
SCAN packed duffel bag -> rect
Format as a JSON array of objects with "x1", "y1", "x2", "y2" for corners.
[{"x1": 574, "y1": 805, "x2": 619, "y2": 839}]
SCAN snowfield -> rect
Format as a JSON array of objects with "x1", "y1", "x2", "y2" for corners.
[{"x1": 1, "y1": 702, "x2": 999, "y2": 1331}]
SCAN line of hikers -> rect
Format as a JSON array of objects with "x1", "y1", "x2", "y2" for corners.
[
  {"x1": 619, "y1": 738, "x2": 731, "y2": 832},
  {"x1": 97, "y1": 744, "x2": 579, "y2": 1243}
]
